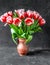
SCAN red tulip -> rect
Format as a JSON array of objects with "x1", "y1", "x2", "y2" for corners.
[
  {"x1": 39, "y1": 19, "x2": 46, "y2": 26},
  {"x1": 33, "y1": 11, "x2": 39, "y2": 20},
  {"x1": 8, "y1": 11, "x2": 13, "y2": 17},
  {"x1": 3, "y1": 12, "x2": 8, "y2": 18},
  {"x1": 6, "y1": 16, "x2": 13, "y2": 24},
  {"x1": 15, "y1": 9, "x2": 25, "y2": 14},
  {"x1": 13, "y1": 18, "x2": 21, "y2": 26},
  {"x1": 24, "y1": 12, "x2": 28, "y2": 17},
  {"x1": 18, "y1": 14, "x2": 25, "y2": 19},
  {"x1": 38, "y1": 15, "x2": 42, "y2": 22},
  {"x1": 15, "y1": 9, "x2": 25, "y2": 19},
  {"x1": 0, "y1": 15, "x2": 6, "y2": 23},
  {"x1": 25, "y1": 18, "x2": 34, "y2": 26},
  {"x1": 26, "y1": 10, "x2": 33, "y2": 18}
]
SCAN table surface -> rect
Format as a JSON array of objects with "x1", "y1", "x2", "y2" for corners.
[{"x1": 0, "y1": 46, "x2": 50, "y2": 65}]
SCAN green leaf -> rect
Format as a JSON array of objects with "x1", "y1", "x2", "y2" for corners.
[
  {"x1": 30, "y1": 20, "x2": 38, "y2": 30},
  {"x1": 20, "y1": 33, "x2": 26, "y2": 38},
  {"x1": 9, "y1": 24, "x2": 18, "y2": 32},
  {"x1": 27, "y1": 26, "x2": 30, "y2": 32},
  {"x1": 11, "y1": 28, "x2": 16, "y2": 34},
  {"x1": 32, "y1": 26, "x2": 42, "y2": 34},
  {"x1": 9, "y1": 24, "x2": 26, "y2": 38},
  {"x1": 13, "y1": 12, "x2": 18, "y2": 18},
  {"x1": 30, "y1": 20, "x2": 42, "y2": 34},
  {"x1": 12, "y1": 33, "x2": 17, "y2": 45},
  {"x1": 29, "y1": 30, "x2": 34, "y2": 34},
  {"x1": 10, "y1": 28, "x2": 17, "y2": 44},
  {"x1": 35, "y1": 26, "x2": 42, "y2": 32},
  {"x1": 21, "y1": 20, "x2": 26, "y2": 32},
  {"x1": 26, "y1": 35, "x2": 33, "y2": 44},
  {"x1": 18, "y1": 27, "x2": 23, "y2": 35},
  {"x1": 9, "y1": 24, "x2": 19, "y2": 37}
]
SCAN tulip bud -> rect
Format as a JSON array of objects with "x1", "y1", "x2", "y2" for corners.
[
  {"x1": 6, "y1": 16, "x2": 13, "y2": 24},
  {"x1": 33, "y1": 11, "x2": 39, "y2": 20},
  {"x1": 3, "y1": 12, "x2": 8, "y2": 18},
  {"x1": 39, "y1": 19, "x2": 46, "y2": 26},
  {"x1": 25, "y1": 18, "x2": 34, "y2": 26},
  {"x1": 13, "y1": 18, "x2": 21, "y2": 26},
  {"x1": 8, "y1": 11, "x2": 13, "y2": 17},
  {"x1": 0, "y1": 15, "x2": 6, "y2": 23}
]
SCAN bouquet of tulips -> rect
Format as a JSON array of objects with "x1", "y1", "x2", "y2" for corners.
[
  {"x1": 0, "y1": 9, "x2": 46, "y2": 56},
  {"x1": 0, "y1": 9, "x2": 46, "y2": 45}
]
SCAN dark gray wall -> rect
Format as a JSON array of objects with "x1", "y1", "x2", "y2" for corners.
[{"x1": 0, "y1": 0, "x2": 50, "y2": 48}]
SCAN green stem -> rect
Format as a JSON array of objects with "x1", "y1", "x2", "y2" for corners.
[{"x1": 12, "y1": 35, "x2": 17, "y2": 45}]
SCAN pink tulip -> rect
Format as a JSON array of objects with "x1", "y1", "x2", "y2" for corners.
[
  {"x1": 25, "y1": 18, "x2": 34, "y2": 26},
  {"x1": 15, "y1": 9, "x2": 25, "y2": 19},
  {"x1": 6, "y1": 16, "x2": 13, "y2": 24},
  {"x1": 0, "y1": 15, "x2": 6, "y2": 23},
  {"x1": 26, "y1": 10, "x2": 33, "y2": 18},
  {"x1": 33, "y1": 11, "x2": 40, "y2": 20},
  {"x1": 8, "y1": 11, "x2": 13, "y2": 17},
  {"x1": 39, "y1": 19, "x2": 46, "y2": 26},
  {"x1": 13, "y1": 18, "x2": 21, "y2": 26}
]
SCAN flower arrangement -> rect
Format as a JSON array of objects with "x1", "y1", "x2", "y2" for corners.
[{"x1": 0, "y1": 9, "x2": 46, "y2": 56}]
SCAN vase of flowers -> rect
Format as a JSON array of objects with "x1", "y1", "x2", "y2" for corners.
[{"x1": 0, "y1": 9, "x2": 46, "y2": 56}]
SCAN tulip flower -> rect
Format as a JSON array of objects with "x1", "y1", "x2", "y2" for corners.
[
  {"x1": 3, "y1": 12, "x2": 8, "y2": 18},
  {"x1": 33, "y1": 11, "x2": 39, "y2": 20},
  {"x1": 6, "y1": 16, "x2": 13, "y2": 24},
  {"x1": 39, "y1": 19, "x2": 46, "y2": 26},
  {"x1": 0, "y1": 15, "x2": 6, "y2": 23},
  {"x1": 25, "y1": 18, "x2": 34, "y2": 26},
  {"x1": 13, "y1": 18, "x2": 21, "y2": 26},
  {"x1": 8, "y1": 11, "x2": 13, "y2": 17},
  {"x1": 26, "y1": 10, "x2": 33, "y2": 18},
  {"x1": 15, "y1": 9, "x2": 25, "y2": 19}
]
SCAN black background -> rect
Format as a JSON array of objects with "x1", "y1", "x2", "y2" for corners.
[
  {"x1": 0, "y1": 0, "x2": 50, "y2": 48},
  {"x1": 0, "y1": 0, "x2": 50, "y2": 65}
]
